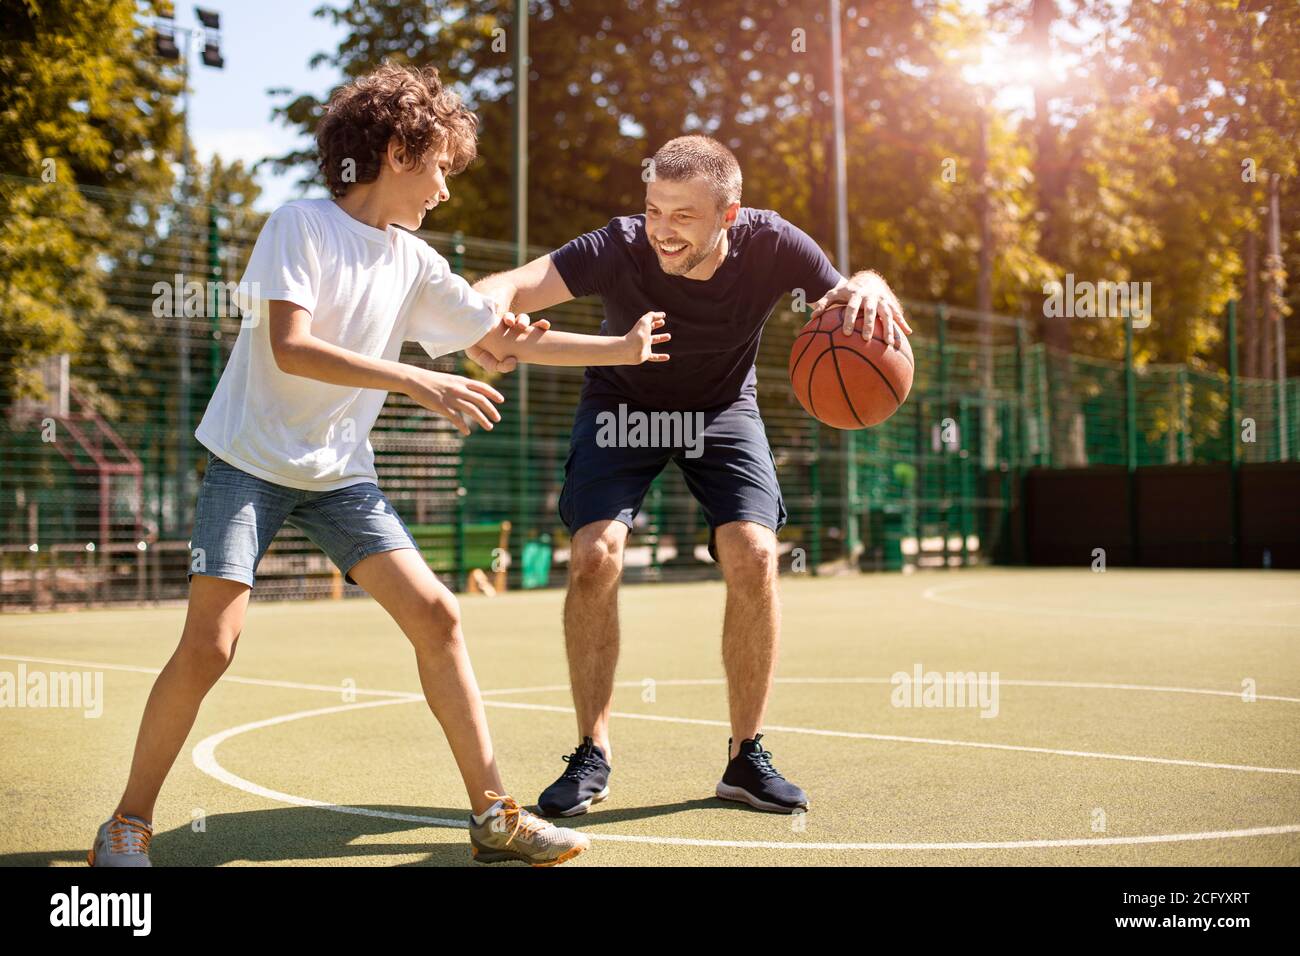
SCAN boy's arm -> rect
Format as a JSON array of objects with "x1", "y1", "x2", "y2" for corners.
[
  {"x1": 472, "y1": 310, "x2": 670, "y2": 368},
  {"x1": 268, "y1": 300, "x2": 504, "y2": 436},
  {"x1": 466, "y1": 253, "x2": 577, "y2": 373}
]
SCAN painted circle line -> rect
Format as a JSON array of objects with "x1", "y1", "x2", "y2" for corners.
[{"x1": 191, "y1": 676, "x2": 1300, "y2": 852}]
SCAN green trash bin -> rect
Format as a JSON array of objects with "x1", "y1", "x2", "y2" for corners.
[
  {"x1": 521, "y1": 535, "x2": 552, "y2": 590},
  {"x1": 867, "y1": 506, "x2": 906, "y2": 571}
]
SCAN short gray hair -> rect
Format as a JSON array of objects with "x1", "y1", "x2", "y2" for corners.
[{"x1": 651, "y1": 135, "x2": 742, "y2": 210}]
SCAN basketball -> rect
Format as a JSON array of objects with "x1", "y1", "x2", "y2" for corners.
[{"x1": 788, "y1": 305, "x2": 915, "y2": 429}]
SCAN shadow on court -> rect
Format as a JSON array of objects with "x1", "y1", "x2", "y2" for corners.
[
  {"x1": 5, "y1": 807, "x2": 483, "y2": 868},
  {"x1": 2, "y1": 796, "x2": 780, "y2": 867}
]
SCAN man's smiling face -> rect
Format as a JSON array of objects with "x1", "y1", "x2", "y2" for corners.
[{"x1": 644, "y1": 176, "x2": 735, "y2": 278}]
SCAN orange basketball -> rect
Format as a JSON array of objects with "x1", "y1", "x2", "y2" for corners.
[{"x1": 788, "y1": 305, "x2": 914, "y2": 429}]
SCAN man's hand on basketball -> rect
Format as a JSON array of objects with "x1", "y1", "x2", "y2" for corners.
[
  {"x1": 402, "y1": 367, "x2": 504, "y2": 437},
  {"x1": 810, "y1": 271, "x2": 911, "y2": 348},
  {"x1": 464, "y1": 311, "x2": 551, "y2": 374},
  {"x1": 623, "y1": 311, "x2": 671, "y2": 364}
]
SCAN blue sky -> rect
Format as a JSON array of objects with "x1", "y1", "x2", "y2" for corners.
[{"x1": 183, "y1": 0, "x2": 346, "y2": 211}]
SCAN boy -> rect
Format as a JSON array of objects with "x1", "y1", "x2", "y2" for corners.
[{"x1": 88, "y1": 62, "x2": 669, "y2": 867}]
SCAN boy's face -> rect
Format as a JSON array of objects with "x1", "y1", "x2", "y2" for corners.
[{"x1": 386, "y1": 141, "x2": 453, "y2": 230}]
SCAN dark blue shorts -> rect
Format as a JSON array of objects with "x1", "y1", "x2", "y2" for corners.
[{"x1": 558, "y1": 398, "x2": 787, "y2": 557}]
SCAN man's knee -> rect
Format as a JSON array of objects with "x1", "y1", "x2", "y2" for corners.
[
  {"x1": 569, "y1": 523, "x2": 626, "y2": 590},
  {"x1": 718, "y1": 523, "x2": 778, "y2": 588}
]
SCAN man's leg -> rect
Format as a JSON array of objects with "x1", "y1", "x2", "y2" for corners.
[
  {"x1": 115, "y1": 574, "x2": 250, "y2": 822},
  {"x1": 711, "y1": 520, "x2": 807, "y2": 811},
  {"x1": 713, "y1": 520, "x2": 781, "y2": 759},
  {"x1": 543, "y1": 399, "x2": 665, "y2": 815},
  {"x1": 673, "y1": 405, "x2": 806, "y2": 811},
  {"x1": 347, "y1": 548, "x2": 503, "y2": 816},
  {"x1": 562, "y1": 519, "x2": 629, "y2": 761}
]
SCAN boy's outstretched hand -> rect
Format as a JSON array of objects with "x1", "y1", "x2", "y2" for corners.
[
  {"x1": 623, "y1": 311, "x2": 671, "y2": 365},
  {"x1": 403, "y1": 367, "x2": 504, "y2": 436},
  {"x1": 465, "y1": 312, "x2": 549, "y2": 374}
]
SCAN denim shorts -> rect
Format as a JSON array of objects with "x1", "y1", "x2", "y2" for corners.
[{"x1": 188, "y1": 450, "x2": 419, "y2": 588}]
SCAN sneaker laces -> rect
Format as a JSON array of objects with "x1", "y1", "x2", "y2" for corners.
[
  {"x1": 747, "y1": 744, "x2": 785, "y2": 781},
  {"x1": 560, "y1": 744, "x2": 603, "y2": 781},
  {"x1": 107, "y1": 813, "x2": 153, "y2": 854},
  {"x1": 483, "y1": 791, "x2": 548, "y2": 845}
]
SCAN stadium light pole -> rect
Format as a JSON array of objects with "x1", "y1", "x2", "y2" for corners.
[
  {"x1": 960, "y1": 43, "x2": 1045, "y2": 474},
  {"x1": 1266, "y1": 172, "x2": 1289, "y2": 459},
  {"x1": 828, "y1": 0, "x2": 859, "y2": 568},
  {"x1": 514, "y1": 0, "x2": 531, "y2": 536},
  {"x1": 972, "y1": 91, "x2": 996, "y2": 470},
  {"x1": 151, "y1": 5, "x2": 225, "y2": 532}
]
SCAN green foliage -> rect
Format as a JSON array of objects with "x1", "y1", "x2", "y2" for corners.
[
  {"x1": 266, "y1": 0, "x2": 1297, "y2": 376},
  {"x1": 0, "y1": 0, "x2": 183, "y2": 405}
]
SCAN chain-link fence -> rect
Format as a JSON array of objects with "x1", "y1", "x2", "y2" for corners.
[{"x1": 2, "y1": 176, "x2": 1295, "y2": 608}]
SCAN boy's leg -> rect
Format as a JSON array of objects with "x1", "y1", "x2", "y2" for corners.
[
  {"x1": 110, "y1": 450, "x2": 294, "y2": 826},
  {"x1": 346, "y1": 545, "x2": 589, "y2": 864},
  {"x1": 288, "y1": 485, "x2": 505, "y2": 815},
  {"x1": 290, "y1": 482, "x2": 590, "y2": 862},
  {"x1": 345, "y1": 548, "x2": 502, "y2": 816},
  {"x1": 114, "y1": 575, "x2": 250, "y2": 822}
]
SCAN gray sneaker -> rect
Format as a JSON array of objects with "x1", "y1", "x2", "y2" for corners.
[
  {"x1": 87, "y1": 812, "x2": 153, "y2": 867},
  {"x1": 469, "y1": 791, "x2": 590, "y2": 866}
]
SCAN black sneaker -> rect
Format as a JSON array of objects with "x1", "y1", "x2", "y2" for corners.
[
  {"x1": 715, "y1": 734, "x2": 809, "y2": 813},
  {"x1": 537, "y1": 736, "x2": 611, "y2": 817}
]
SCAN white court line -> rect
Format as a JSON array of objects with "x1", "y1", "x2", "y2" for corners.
[
  {"x1": 484, "y1": 677, "x2": 1300, "y2": 705},
  {"x1": 920, "y1": 580, "x2": 1300, "y2": 629},
  {"x1": 478, "y1": 699, "x2": 1300, "y2": 776},
  {"x1": 190, "y1": 694, "x2": 1300, "y2": 852},
  {"x1": 13, "y1": 654, "x2": 1296, "y2": 703},
  {"x1": 5, "y1": 653, "x2": 1298, "y2": 772},
  {"x1": 0, "y1": 653, "x2": 422, "y2": 700},
  {"x1": 190, "y1": 699, "x2": 468, "y2": 830}
]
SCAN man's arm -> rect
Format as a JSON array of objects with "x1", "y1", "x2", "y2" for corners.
[
  {"x1": 474, "y1": 252, "x2": 576, "y2": 316},
  {"x1": 775, "y1": 214, "x2": 910, "y2": 348},
  {"x1": 268, "y1": 300, "x2": 504, "y2": 436}
]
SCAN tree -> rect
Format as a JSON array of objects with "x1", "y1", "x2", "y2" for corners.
[{"x1": 0, "y1": 0, "x2": 182, "y2": 407}]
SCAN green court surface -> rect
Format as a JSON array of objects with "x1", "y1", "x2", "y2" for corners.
[{"x1": 1, "y1": 568, "x2": 1297, "y2": 867}]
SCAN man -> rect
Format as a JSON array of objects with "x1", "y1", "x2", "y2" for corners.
[{"x1": 470, "y1": 135, "x2": 910, "y2": 816}]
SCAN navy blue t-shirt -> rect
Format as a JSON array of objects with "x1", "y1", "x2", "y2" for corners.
[{"x1": 550, "y1": 207, "x2": 843, "y2": 411}]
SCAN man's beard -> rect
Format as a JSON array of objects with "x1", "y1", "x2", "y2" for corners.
[{"x1": 657, "y1": 222, "x2": 724, "y2": 275}]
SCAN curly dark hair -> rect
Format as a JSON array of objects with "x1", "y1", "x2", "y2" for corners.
[{"x1": 316, "y1": 62, "x2": 478, "y2": 197}]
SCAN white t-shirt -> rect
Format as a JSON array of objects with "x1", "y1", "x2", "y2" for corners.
[{"x1": 196, "y1": 198, "x2": 498, "y2": 491}]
